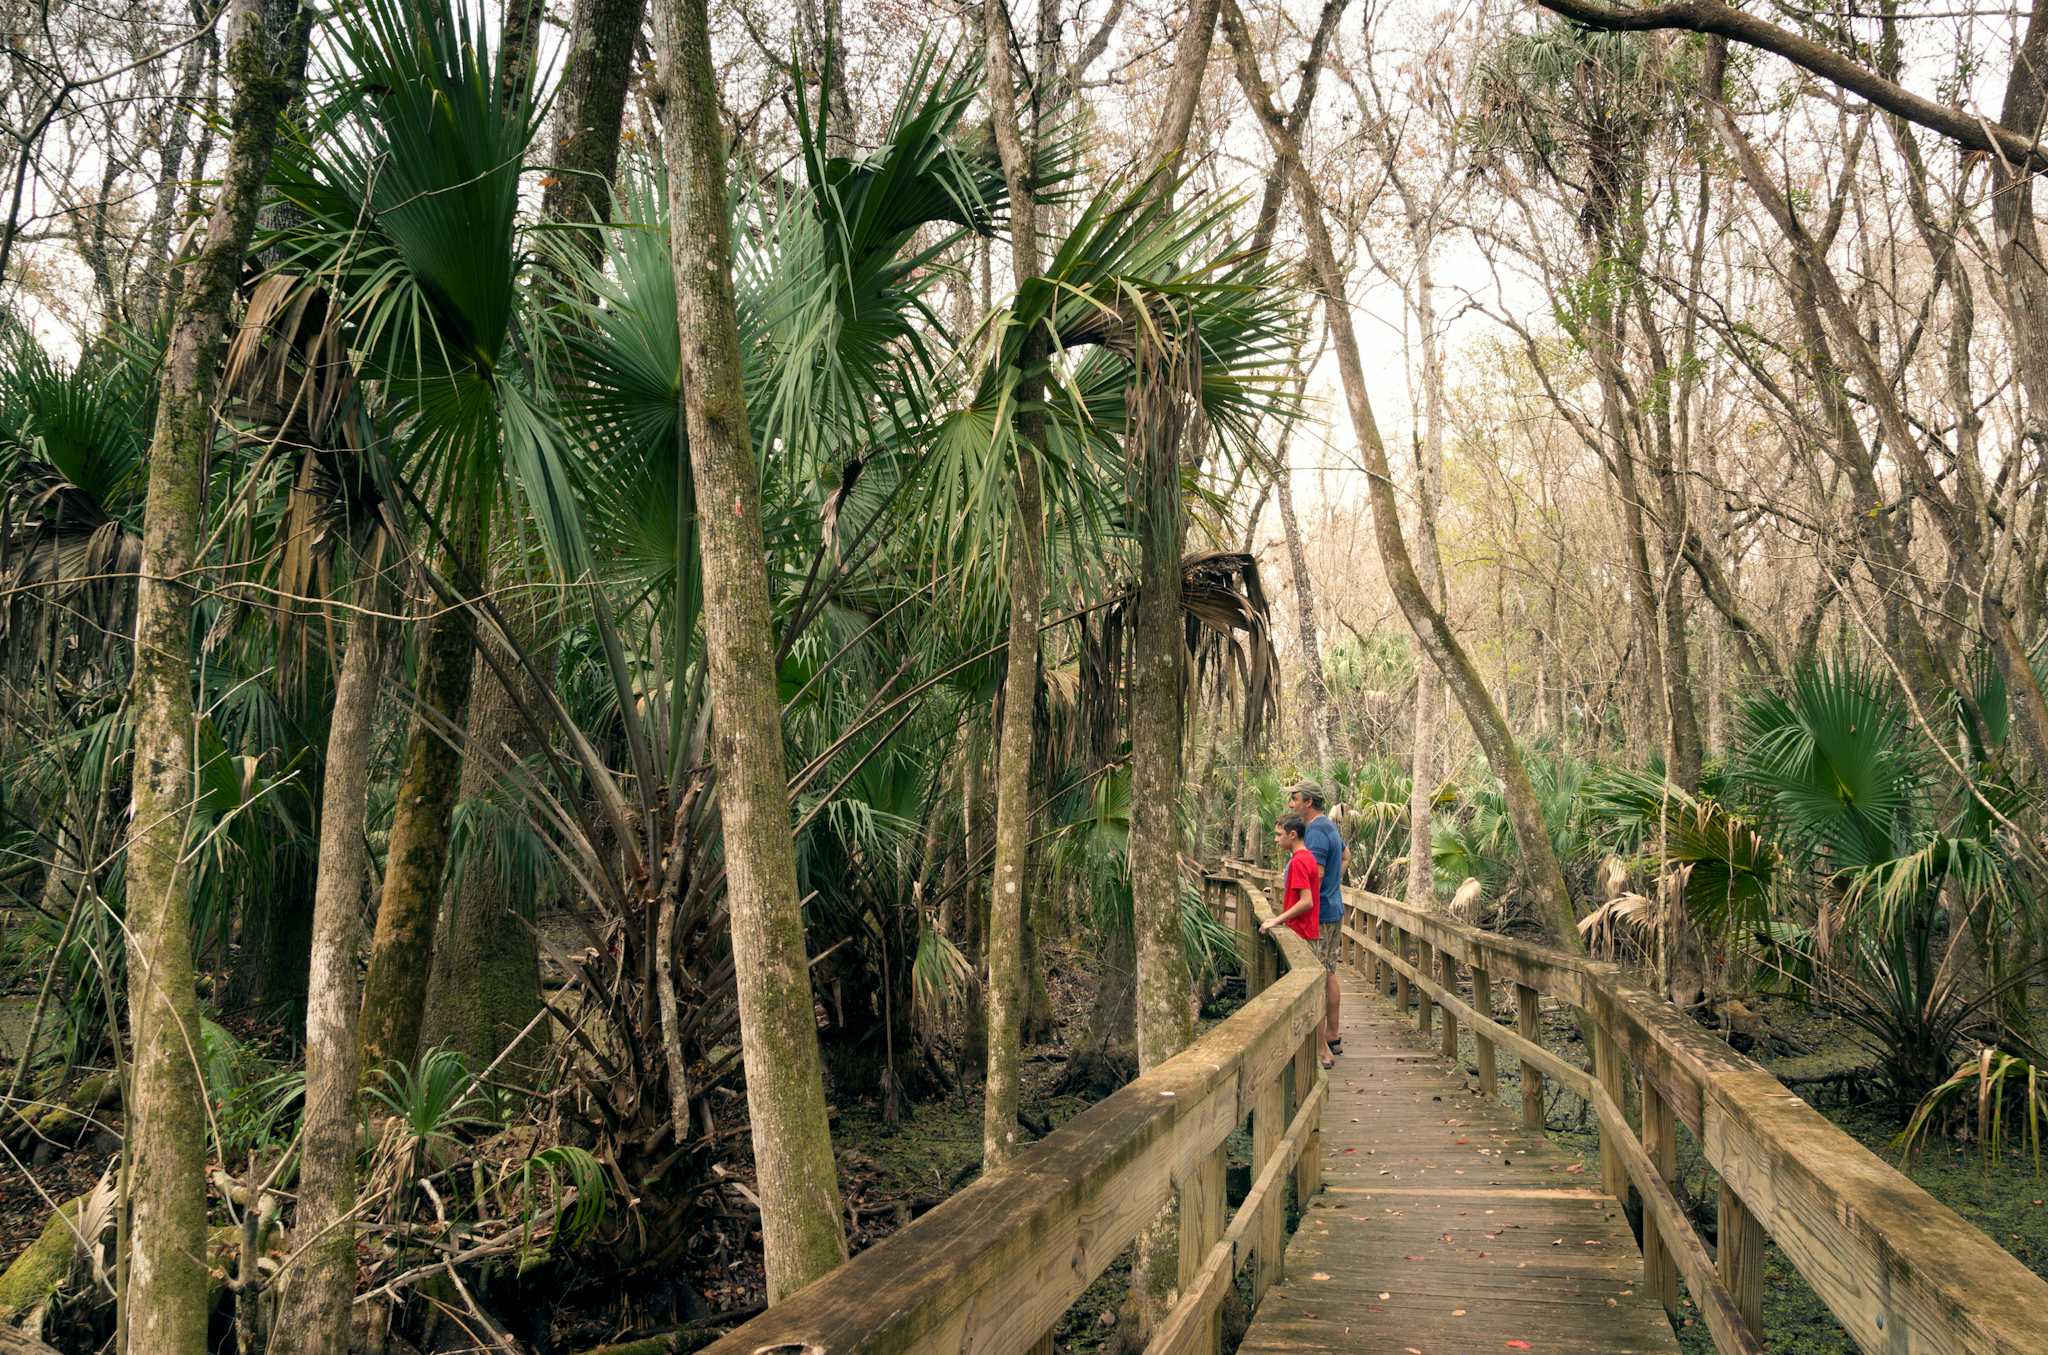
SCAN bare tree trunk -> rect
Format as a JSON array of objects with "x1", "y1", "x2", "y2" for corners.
[
  {"x1": 1407, "y1": 234, "x2": 1448, "y2": 910},
  {"x1": 797, "y1": 0, "x2": 854, "y2": 157},
  {"x1": 273, "y1": 552, "x2": 388, "y2": 1355},
  {"x1": 1223, "y1": 0, "x2": 1581, "y2": 950},
  {"x1": 657, "y1": 0, "x2": 847, "y2": 1300},
  {"x1": 132, "y1": 20, "x2": 210, "y2": 333},
  {"x1": 121, "y1": 2, "x2": 305, "y2": 1350},
  {"x1": 979, "y1": 0, "x2": 1049, "y2": 1174},
  {"x1": 543, "y1": 0, "x2": 649, "y2": 238},
  {"x1": 1273, "y1": 414, "x2": 1335, "y2": 770}
]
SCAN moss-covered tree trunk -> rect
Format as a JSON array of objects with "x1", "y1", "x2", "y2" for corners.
[
  {"x1": 423, "y1": 582, "x2": 545, "y2": 1069},
  {"x1": 979, "y1": 0, "x2": 1049, "y2": 1173},
  {"x1": 657, "y1": 0, "x2": 847, "y2": 1300},
  {"x1": 543, "y1": 0, "x2": 648, "y2": 244},
  {"x1": 274, "y1": 557, "x2": 388, "y2": 1355},
  {"x1": 356, "y1": 544, "x2": 478, "y2": 1079},
  {"x1": 121, "y1": 1, "x2": 305, "y2": 1349}
]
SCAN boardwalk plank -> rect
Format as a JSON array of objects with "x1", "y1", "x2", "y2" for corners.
[{"x1": 1237, "y1": 970, "x2": 1681, "y2": 1355}]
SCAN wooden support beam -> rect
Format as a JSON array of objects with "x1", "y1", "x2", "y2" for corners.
[
  {"x1": 1471, "y1": 965, "x2": 1497, "y2": 1100},
  {"x1": 1719, "y1": 1184, "x2": 1765, "y2": 1339},
  {"x1": 1291, "y1": 1032, "x2": 1322, "y2": 1203},
  {"x1": 1252, "y1": 1078, "x2": 1287, "y2": 1301},
  {"x1": 1415, "y1": 940, "x2": 1435, "y2": 1036},
  {"x1": 1174, "y1": 1141, "x2": 1227, "y2": 1355},
  {"x1": 1594, "y1": 1019, "x2": 1627, "y2": 1200},
  {"x1": 1517, "y1": 983, "x2": 1543, "y2": 1130},
  {"x1": 1236, "y1": 876, "x2": 1259, "y2": 998},
  {"x1": 1393, "y1": 926, "x2": 1411, "y2": 1011},
  {"x1": 1437, "y1": 945, "x2": 1458, "y2": 1060},
  {"x1": 1641, "y1": 1075, "x2": 1678, "y2": 1318}
]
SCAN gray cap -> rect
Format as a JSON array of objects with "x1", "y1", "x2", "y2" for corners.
[{"x1": 1291, "y1": 780, "x2": 1326, "y2": 806}]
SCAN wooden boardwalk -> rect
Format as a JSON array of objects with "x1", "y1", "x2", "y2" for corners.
[{"x1": 1238, "y1": 966, "x2": 1680, "y2": 1355}]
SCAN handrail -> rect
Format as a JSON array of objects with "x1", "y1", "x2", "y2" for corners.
[
  {"x1": 694, "y1": 875, "x2": 1326, "y2": 1355},
  {"x1": 1248, "y1": 863, "x2": 2048, "y2": 1355}
]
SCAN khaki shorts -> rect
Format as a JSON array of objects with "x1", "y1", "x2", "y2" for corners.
[{"x1": 1316, "y1": 923, "x2": 1344, "y2": 971}]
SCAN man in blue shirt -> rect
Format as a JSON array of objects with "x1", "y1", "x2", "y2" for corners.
[{"x1": 1290, "y1": 780, "x2": 1345, "y2": 1059}]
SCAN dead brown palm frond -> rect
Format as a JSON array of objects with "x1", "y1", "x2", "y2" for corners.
[
  {"x1": 1074, "y1": 549, "x2": 1278, "y2": 761},
  {"x1": 216, "y1": 266, "x2": 387, "y2": 686},
  {"x1": 1578, "y1": 890, "x2": 1658, "y2": 960}
]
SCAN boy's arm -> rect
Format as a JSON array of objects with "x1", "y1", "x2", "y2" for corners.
[{"x1": 1263, "y1": 885, "x2": 1314, "y2": 932}]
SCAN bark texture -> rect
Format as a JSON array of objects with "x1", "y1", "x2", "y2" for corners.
[
  {"x1": 356, "y1": 545, "x2": 479, "y2": 1079},
  {"x1": 1273, "y1": 419, "x2": 1335, "y2": 771},
  {"x1": 543, "y1": 0, "x2": 649, "y2": 237},
  {"x1": 1406, "y1": 236, "x2": 1448, "y2": 910},
  {"x1": 1223, "y1": 0, "x2": 1582, "y2": 950},
  {"x1": 122, "y1": 2, "x2": 305, "y2": 1350},
  {"x1": 422, "y1": 581, "x2": 546, "y2": 1070},
  {"x1": 659, "y1": 0, "x2": 848, "y2": 1300},
  {"x1": 979, "y1": 0, "x2": 1048, "y2": 1173},
  {"x1": 273, "y1": 560, "x2": 387, "y2": 1355}
]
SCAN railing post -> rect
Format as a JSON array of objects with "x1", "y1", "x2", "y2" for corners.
[
  {"x1": 1415, "y1": 940, "x2": 1435, "y2": 1036},
  {"x1": 1593, "y1": 1018, "x2": 1626, "y2": 1200},
  {"x1": 1237, "y1": 881, "x2": 1259, "y2": 998},
  {"x1": 1292, "y1": 1033, "x2": 1322, "y2": 1202},
  {"x1": 1437, "y1": 946, "x2": 1458, "y2": 1060},
  {"x1": 1718, "y1": 1184, "x2": 1766, "y2": 1339},
  {"x1": 1252, "y1": 1074, "x2": 1286, "y2": 1300},
  {"x1": 1471, "y1": 963, "x2": 1497, "y2": 1100},
  {"x1": 1516, "y1": 983, "x2": 1544, "y2": 1130},
  {"x1": 1393, "y1": 926, "x2": 1411, "y2": 1012},
  {"x1": 1384, "y1": 919, "x2": 1399, "y2": 997},
  {"x1": 1178, "y1": 1139, "x2": 1228, "y2": 1355},
  {"x1": 1641, "y1": 1075, "x2": 1678, "y2": 1318}
]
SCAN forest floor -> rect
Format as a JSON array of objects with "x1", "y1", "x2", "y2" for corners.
[{"x1": 8, "y1": 951, "x2": 2042, "y2": 1355}]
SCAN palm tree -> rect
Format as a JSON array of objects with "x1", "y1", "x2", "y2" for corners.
[{"x1": 259, "y1": 0, "x2": 557, "y2": 1080}]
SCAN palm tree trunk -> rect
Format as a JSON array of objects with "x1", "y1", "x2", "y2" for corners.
[
  {"x1": 659, "y1": 0, "x2": 847, "y2": 1300},
  {"x1": 274, "y1": 554, "x2": 388, "y2": 1355},
  {"x1": 122, "y1": 1, "x2": 305, "y2": 1349},
  {"x1": 422, "y1": 583, "x2": 545, "y2": 1070},
  {"x1": 1223, "y1": 0, "x2": 1581, "y2": 950},
  {"x1": 356, "y1": 536, "x2": 479, "y2": 1079},
  {"x1": 979, "y1": 0, "x2": 1048, "y2": 1173}
]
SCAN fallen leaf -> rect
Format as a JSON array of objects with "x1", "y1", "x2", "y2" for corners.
[
  {"x1": 1453, "y1": 1309, "x2": 1467, "y2": 1317},
  {"x1": 1405, "y1": 1254, "x2": 1424, "y2": 1261},
  {"x1": 1379, "y1": 1292, "x2": 1391, "y2": 1300},
  {"x1": 1507, "y1": 1343, "x2": 1533, "y2": 1351},
  {"x1": 1311, "y1": 1272, "x2": 1331, "y2": 1281}
]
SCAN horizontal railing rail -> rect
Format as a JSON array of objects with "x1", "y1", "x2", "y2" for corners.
[
  {"x1": 695, "y1": 874, "x2": 1325, "y2": 1355},
  {"x1": 1230, "y1": 861, "x2": 2048, "y2": 1355}
]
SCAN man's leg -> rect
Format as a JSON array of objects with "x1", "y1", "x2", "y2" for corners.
[{"x1": 1319, "y1": 928, "x2": 1343, "y2": 1049}]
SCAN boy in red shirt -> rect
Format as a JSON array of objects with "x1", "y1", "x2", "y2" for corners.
[{"x1": 1262, "y1": 816, "x2": 1336, "y2": 1068}]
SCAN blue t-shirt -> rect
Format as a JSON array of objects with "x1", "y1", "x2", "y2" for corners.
[{"x1": 1303, "y1": 814, "x2": 1345, "y2": 922}]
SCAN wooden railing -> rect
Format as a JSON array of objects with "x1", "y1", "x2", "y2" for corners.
[
  {"x1": 695, "y1": 874, "x2": 1324, "y2": 1355},
  {"x1": 1278, "y1": 865, "x2": 2048, "y2": 1355}
]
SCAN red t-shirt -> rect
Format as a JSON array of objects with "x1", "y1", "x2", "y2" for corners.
[{"x1": 1283, "y1": 847, "x2": 1322, "y2": 941}]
